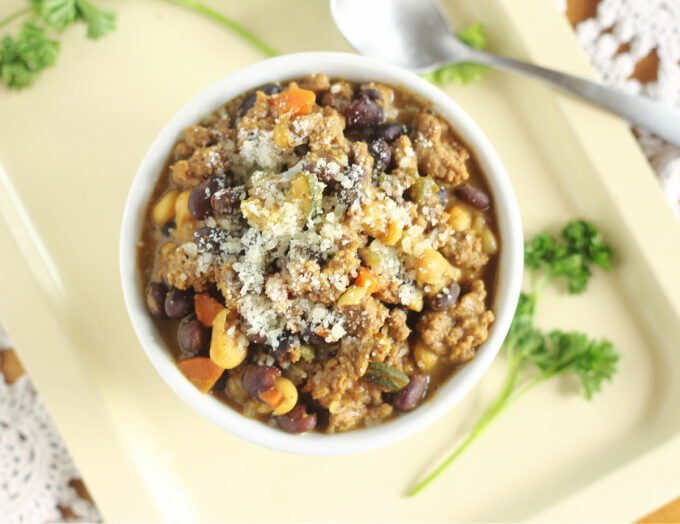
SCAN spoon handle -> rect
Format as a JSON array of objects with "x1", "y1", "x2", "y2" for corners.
[{"x1": 467, "y1": 48, "x2": 680, "y2": 147}]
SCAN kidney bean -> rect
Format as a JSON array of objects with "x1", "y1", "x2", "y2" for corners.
[
  {"x1": 455, "y1": 185, "x2": 490, "y2": 209},
  {"x1": 193, "y1": 226, "x2": 228, "y2": 254},
  {"x1": 211, "y1": 185, "x2": 246, "y2": 213},
  {"x1": 426, "y1": 281, "x2": 460, "y2": 311},
  {"x1": 242, "y1": 365, "x2": 281, "y2": 396},
  {"x1": 161, "y1": 219, "x2": 176, "y2": 237},
  {"x1": 164, "y1": 287, "x2": 194, "y2": 319},
  {"x1": 344, "y1": 93, "x2": 384, "y2": 129},
  {"x1": 373, "y1": 122, "x2": 407, "y2": 143},
  {"x1": 188, "y1": 176, "x2": 222, "y2": 220},
  {"x1": 239, "y1": 84, "x2": 282, "y2": 117},
  {"x1": 177, "y1": 316, "x2": 210, "y2": 355},
  {"x1": 275, "y1": 403, "x2": 317, "y2": 433},
  {"x1": 369, "y1": 139, "x2": 391, "y2": 175},
  {"x1": 357, "y1": 88, "x2": 382, "y2": 101},
  {"x1": 392, "y1": 374, "x2": 429, "y2": 412},
  {"x1": 146, "y1": 282, "x2": 168, "y2": 319}
]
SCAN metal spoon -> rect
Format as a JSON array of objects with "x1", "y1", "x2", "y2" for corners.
[{"x1": 330, "y1": 0, "x2": 680, "y2": 148}]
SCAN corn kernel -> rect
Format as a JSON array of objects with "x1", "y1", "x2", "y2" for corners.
[
  {"x1": 415, "y1": 249, "x2": 455, "y2": 285},
  {"x1": 273, "y1": 116, "x2": 291, "y2": 148},
  {"x1": 175, "y1": 189, "x2": 193, "y2": 226},
  {"x1": 414, "y1": 338, "x2": 438, "y2": 370},
  {"x1": 447, "y1": 204, "x2": 471, "y2": 232},
  {"x1": 481, "y1": 226, "x2": 499, "y2": 255},
  {"x1": 406, "y1": 290, "x2": 424, "y2": 312},
  {"x1": 160, "y1": 242, "x2": 177, "y2": 257},
  {"x1": 362, "y1": 201, "x2": 387, "y2": 238},
  {"x1": 337, "y1": 285, "x2": 367, "y2": 306},
  {"x1": 152, "y1": 189, "x2": 179, "y2": 226},
  {"x1": 381, "y1": 221, "x2": 403, "y2": 246}
]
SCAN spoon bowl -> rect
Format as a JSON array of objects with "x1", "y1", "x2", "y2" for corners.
[{"x1": 330, "y1": 0, "x2": 469, "y2": 72}]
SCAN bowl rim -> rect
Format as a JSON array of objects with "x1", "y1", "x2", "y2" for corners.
[{"x1": 119, "y1": 51, "x2": 523, "y2": 456}]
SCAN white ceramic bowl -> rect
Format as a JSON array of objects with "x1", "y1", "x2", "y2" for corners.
[{"x1": 120, "y1": 52, "x2": 523, "y2": 455}]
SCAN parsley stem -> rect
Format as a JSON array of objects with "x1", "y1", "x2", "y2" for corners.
[
  {"x1": 0, "y1": 6, "x2": 31, "y2": 30},
  {"x1": 164, "y1": 0, "x2": 278, "y2": 57},
  {"x1": 408, "y1": 349, "x2": 524, "y2": 496}
]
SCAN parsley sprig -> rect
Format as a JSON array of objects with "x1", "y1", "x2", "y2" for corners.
[
  {"x1": 0, "y1": 0, "x2": 115, "y2": 89},
  {"x1": 1, "y1": 0, "x2": 278, "y2": 90},
  {"x1": 409, "y1": 220, "x2": 619, "y2": 496}
]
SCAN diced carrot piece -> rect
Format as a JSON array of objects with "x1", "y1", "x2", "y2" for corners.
[
  {"x1": 194, "y1": 293, "x2": 224, "y2": 328},
  {"x1": 355, "y1": 267, "x2": 386, "y2": 294},
  {"x1": 269, "y1": 88, "x2": 316, "y2": 117},
  {"x1": 259, "y1": 387, "x2": 283, "y2": 408},
  {"x1": 178, "y1": 357, "x2": 224, "y2": 393}
]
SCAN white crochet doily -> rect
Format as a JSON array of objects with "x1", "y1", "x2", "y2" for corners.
[
  {"x1": 557, "y1": 0, "x2": 680, "y2": 219},
  {"x1": 0, "y1": 327, "x2": 101, "y2": 523},
  {"x1": 1, "y1": 2, "x2": 679, "y2": 523}
]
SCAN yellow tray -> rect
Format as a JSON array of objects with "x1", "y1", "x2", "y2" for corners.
[{"x1": 1, "y1": 0, "x2": 679, "y2": 521}]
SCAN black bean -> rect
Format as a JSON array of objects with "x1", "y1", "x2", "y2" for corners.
[
  {"x1": 146, "y1": 282, "x2": 168, "y2": 319},
  {"x1": 211, "y1": 185, "x2": 246, "y2": 213},
  {"x1": 369, "y1": 139, "x2": 392, "y2": 175},
  {"x1": 392, "y1": 374, "x2": 429, "y2": 412},
  {"x1": 242, "y1": 365, "x2": 281, "y2": 396},
  {"x1": 240, "y1": 317, "x2": 266, "y2": 344},
  {"x1": 239, "y1": 92, "x2": 257, "y2": 118},
  {"x1": 164, "y1": 287, "x2": 194, "y2": 319},
  {"x1": 436, "y1": 186, "x2": 449, "y2": 207},
  {"x1": 373, "y1": 122, "x2": 407, "y2": 143},
  {"x1": 275, "y1": 403, "x2": 317, "y2": 433},
  {"x1": 239, "y1": 84, "x2": 281, "y2": 117},
  {"x1": 301, "y1": 325, "x2": 326, "y2": 345},
  {"x1": 344, "y1": 93, "x2": 384, "y2": 129},
  {"x1": 357, "y1": 88, "x2": 382, "y2": 101},
  {"x1": 302, "y1": 152, "x2": 338, "y2": 183},
  {"x1": 193, "y1": 226, "x2": 228, "y2": 254},
  {"x1": 188, "y1": 176, "x2": 222, "y2": 220},
  {"x1": 177, "y1": 316, "x2": 210, "y2": 355},
  {"x1": 260, "y1": 83, "x2": 282, "y2": 96},
  {"x1": 268, "y1": 333, "x2": 298, "y2": 364},
  {"x1": 455, "y1": 185, "x2": 490, "y2": 209},
  {"x1": 294, "y1": 144, "x2": 310, "y2": 157},
  {"x1": 426, "y1": 281, "x2": 461, "y2": 311},
  {"x1": 161, "y1": 219, "x2": 176, "y2": 237}
]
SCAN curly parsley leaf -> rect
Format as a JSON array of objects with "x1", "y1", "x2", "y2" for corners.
[
  {"x1": 409, "y1": 220, "x2": 619, "y2": 496},
  {"x1": 561, "y1": 219, "x2": 613, "y2": 271},
  {"x1": 543, "y1": 331, "x2": 619, "y2": 399},
  {"x1": 421, "y1": 22, "x2": 490, "y2": 86},
  {"x1": 0, "y1": 22, "x2": 59, "y2": 89},
  {"x1": 525, "y1": 220, "x2": 613, "y2": 294},
  {"x1": 36, "y1": 0, "x2": 116, "y2": 39},
  {"x1": 36, "y1": 0, "x2": 77, "y2": 32}
]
